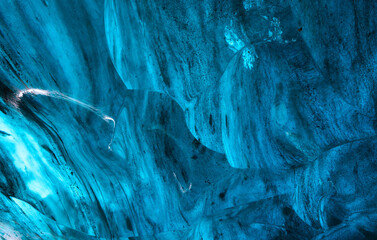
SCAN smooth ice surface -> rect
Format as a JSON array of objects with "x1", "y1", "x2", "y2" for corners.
[{"x1": 1, "y1": 0, "x2": 377, "y2": 239}]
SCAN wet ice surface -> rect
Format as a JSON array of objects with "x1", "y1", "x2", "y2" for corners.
[{"x1": 1, "y1": 0, "x2": 377, "y2": 239}]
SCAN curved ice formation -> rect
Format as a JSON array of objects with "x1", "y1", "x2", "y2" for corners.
[{"x1": 0, "y1": 0, "x2": 377, "y2": 239}]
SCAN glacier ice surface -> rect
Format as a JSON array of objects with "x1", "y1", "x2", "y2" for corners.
[{"x1": 1, "y1": 0, "x2": 377, "y2": 239}]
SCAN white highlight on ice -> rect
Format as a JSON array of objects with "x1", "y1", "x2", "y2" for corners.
[
  {"x1": 27, "y1": 179, "x2": 51, "y2": 199},
  {"x1": 17, "y1": 88, "x2": 116, "y2": 150},
  {"x1": 0, "y1": 222, "x2": 22, "y2": 240},
  {"x1": 104, "y1": 116, "x2": 116, "y2": 150},
  {"x1": 17, "y1": 88, "x2": 50, "y2": 98},
  {"x1": 173, "y1": 172, "x2": 192, "y2": 194}
]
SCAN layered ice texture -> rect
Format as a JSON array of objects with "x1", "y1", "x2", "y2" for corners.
[{"x1": 1, "y1": 0, "x2": 377, "y2": 239}]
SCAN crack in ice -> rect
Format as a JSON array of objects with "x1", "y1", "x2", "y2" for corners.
[
  {"x1": 17, "y1": 88, "x2": 116, "y2": 150},
  {"x1": 173, "y1": 172, "x2": 192, "y2": 194}
]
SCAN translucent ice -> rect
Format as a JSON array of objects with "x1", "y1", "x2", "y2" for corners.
[{"x1": 1, "y1": 0, "x2": 377, "y2": 239}]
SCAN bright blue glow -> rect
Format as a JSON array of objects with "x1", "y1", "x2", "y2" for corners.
[{"x1": 0, "y1": 0, "x2": 377, "y2": 239}]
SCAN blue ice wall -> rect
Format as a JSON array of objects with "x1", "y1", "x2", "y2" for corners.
[{"x1": 0, "y1": 0, "x2": 377, "y2": 239}]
